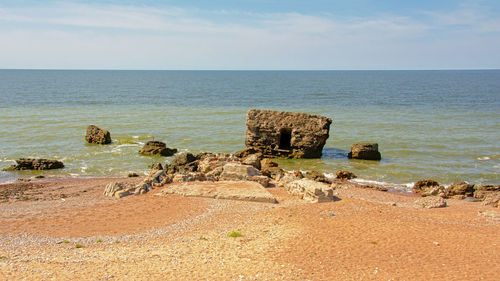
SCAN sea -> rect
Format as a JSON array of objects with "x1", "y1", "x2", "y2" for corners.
[{"x1": 0, "y1": 70, "x2": 499, "y2": 190}]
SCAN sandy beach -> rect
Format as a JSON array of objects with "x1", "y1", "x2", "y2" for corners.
[{"x1": 0, "y1": 177, "x2": 498, "y2": 280}]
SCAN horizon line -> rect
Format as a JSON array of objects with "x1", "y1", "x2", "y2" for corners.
[{"x1": 1, "y1": 68, "x2": 499, "y2": 71}]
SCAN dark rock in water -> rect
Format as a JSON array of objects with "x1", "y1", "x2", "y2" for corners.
[
  {"x1": 447, "y1": 181, "x2": 475, "y2": 197},
  {"x1": 336, "y1": 170, "x2": 357, "y2": 180},
  {"x1": 413, "y1": 179, "x2": 445, "y2": 197},
  {"x1": 139, "y1": 141, "x2": 177, "y2": 157},
  {"x1": 305, "y1": 170, "x2": 332, "y2": 184},
  {"x1": 4, "y1": 158, "x2": 64, "y2": 171},
  {"x1": 245, "y1": 109, "x2": 332, "y2": 158},
  {"x1": 127, "y1": 172, "x2": 140, "y2": 177},
  {"x1": 172, "y1": 153, "x2": 197, "y2": 166},
  {"x1": 348, "y1": 143, "x2": 381, "y2": 161},
  {"x1": 85, "y1": 125, "x2": 111, "y2": 144}
]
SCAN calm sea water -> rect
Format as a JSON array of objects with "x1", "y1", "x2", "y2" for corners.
[{"x1": 0, "y1": 70, "x2": 499, "y2": 188}]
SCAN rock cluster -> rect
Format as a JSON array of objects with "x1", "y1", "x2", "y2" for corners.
[
  {"x1": 139, "y1": 141, "x2": 177, "y2": 156},
  {"x1": 414, "y1": 196, "x2": 447, "y2": 209},
  {"x1": 245, "y1": 109, "x2": 332, "y2": 158},
  {"x1": 413, "y1": 179, "x2": 500, "y2": 208},
  {"x1": 2, "y1": 158, "x2": 64, "y2": 171},
  {"x1": 348, "y1": 143, "x2": 381, "y2": 161},
  {"x1": 85, "y1": 125, "x2": 111, "y2": 144}
]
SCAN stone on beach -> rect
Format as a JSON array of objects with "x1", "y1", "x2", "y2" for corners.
[
  {"x1": 85, "y1": 125, "x2": 111, "y2": 144},
  {"x1": 348, "y1": 143, "x2": 381, "y2": 161},
  {"x1": 139, "y1": 141, "x2": 177, "y2": 156},
  {"x1": 286, "y1": 178, "x2": 337, "y2": 203},
  {"x1": 414, "y1": 196, "x2": 447, "y2": 209},
  {"x1": 219, "y1": 163, "x2": 262, "y2": 181},
  {"x1": 245, "y1": 109, "x2": 332, "y2": 158},
  {"x1": 154, "y1": 181, "x2": 277, "y2": 203},
  {"x1": 413, "y1": 179, "x2": 445, "y2": 197},
  {"x1": 446, "y1": 181, "x2": 475, "y2": 197},
  {"x1": 3, "y1": 158, "x2": 64, "y2": 171}
]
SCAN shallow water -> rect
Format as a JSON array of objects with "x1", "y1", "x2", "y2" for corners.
[{"x1": 0, "y1": 70, "x2": 499, "y2": 187}]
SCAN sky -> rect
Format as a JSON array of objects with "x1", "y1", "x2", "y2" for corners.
[{"x1": 0, "y1": 0, "x2": 499, "y2": 70}]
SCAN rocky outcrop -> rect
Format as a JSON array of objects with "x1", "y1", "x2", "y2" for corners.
[
  {"x1": 414, "y1": 196, "x2": 447, "y2": 209},
  {"x1": 220, "y1": 163, "x2": 261, "y2": 180},
  {"x1": 336, "y1": 170, "x2": 357, "y2": 180},
  {"x1": 104, "y1": 182, "x2": 140, "y2": 198},
  {"x1": 85, "y1": 125, "x2": 111, "y2": 144},
  {"x1": 413, "y1": 180, "x2": 445, "y2": 197},
  {"x1": 474, "y1": 185, "x2": 500, "y2": 208},
  {"x1": 245, "y1": 109, "x2": 332, "y2": 158},
  {"x1": 446, "y1": 182, "x2": 475, "y2": 197},
  {"x1": 3, "y1": 158, "x2": 64, "y2": 171},
  {"x1": 139, "y1": 141, "x2": 177, "y2": 156},
  {"x1": 304, "y1": 171, "x2": 331, "y2": 184},
  {"x1": 286, "y1": 179, "x2": 336, "y2": 203},
  {"x1": 348, "y1": 143, "x2": 381, "y2": 160}
]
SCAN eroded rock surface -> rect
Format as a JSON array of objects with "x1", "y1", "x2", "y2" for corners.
[
  {"x1": 85, "y1": 125, "x2": 111, "y2": 144},
  {"x1": 286, "y1": 179, "x2": 336, "y2": 203},
  {"x1": 348, "y1": 143, "x2": 381, "y2": 161},
  {"x1": 139, "y1": 141, "x2": 177, "y2": 156},
  {"x1": 245, "y1": 109, "x2": 332, "y2": 158}
]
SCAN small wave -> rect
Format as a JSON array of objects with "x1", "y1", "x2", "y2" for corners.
[
  {"x1": 351, "y1": 178, "x2": 414, "y2": 192},
  {"x1": 477, "y1": 154, "x2": 500, "y2": 161},
  {"x1": 115, "y1": 143, "x2": 140, "y2": 148}
]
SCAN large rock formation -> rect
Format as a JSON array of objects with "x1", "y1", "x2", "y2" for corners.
[
  {"x1": 139, "y1": 141, "x2": 177, "y2": 156},
  {"x1": 3, "y1": 158, "x2": 64, "y2": 171},
  {"x1": 85, "y1": 125, "x2": 111, "y2": 144},
  {"x1": 348, "y1": 143, "x2": 381, "y2": 161},
  {"x1": 245, "y1": 109, "x2": 332, "y2": 158}
]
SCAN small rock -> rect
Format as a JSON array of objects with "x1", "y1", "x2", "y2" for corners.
[
  {"x1": 139, "y1": 141, "x2": 177, "y2": 157},
  {"x1": 220, "y1": 163, "x2": 261, "y2": 181},
  {"x1": 413, "y1": 179, "x2": 445, "y2": 197},
  {"x1": 414, "y1": 196, "x2": 447, "y2": 209},
  {"x1": 150, "y1": 163, "x2": 163, "y2": 171},
  {"x1": 286, "y1": 179, "x2": 337, "y2": 203},
  {"x1": 127, "y1": 172, "x2": 140, "y2": 178},
  {"x1": 242, "y1": 153, "x2": 263, "y2": 170},
  {"x1": 336, "y1": 170, "x2": 357, "y2": 180},
  {"x1": 260, "y1": 158, "x2": 278, "y2": 169},
  {"x1": 446, "y1": 181, "x2": 475, "y2": 197},
  {"x1": 85, "y1": 125, "x2": 111, "y2": 144},
  {"x1": 348, "y1": 143, "x2": 381, "y2": 161}
]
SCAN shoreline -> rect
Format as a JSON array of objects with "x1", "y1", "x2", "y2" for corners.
[{"x1": 1, "y1": 176, "x2": 499, "y2": 280}]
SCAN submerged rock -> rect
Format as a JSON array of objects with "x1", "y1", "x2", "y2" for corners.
[
  {"x1": 139, "y1": 141, "x2": 177, "y2": 157},
  {"x1": 348, "y1": 143, "x2": 381, "y2": 161},
  {"x1": 3, "y1": 158, "x2": 64, "y2": 171},
  {"x1": 85, "y1": 125, "x2": 111, "y2": 144}
]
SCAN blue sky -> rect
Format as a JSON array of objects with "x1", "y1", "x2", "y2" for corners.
[{"x1": 0, "y1": 0, "x2": 499, "y2": 69}]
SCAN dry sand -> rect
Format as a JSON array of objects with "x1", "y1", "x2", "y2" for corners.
[{"x1": 0, "y1": 177, "x2": 499, "y2": 280}]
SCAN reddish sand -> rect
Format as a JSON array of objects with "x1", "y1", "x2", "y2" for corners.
[{"x1": 0, "y1": 177, "x2": 498, "y2": 280}]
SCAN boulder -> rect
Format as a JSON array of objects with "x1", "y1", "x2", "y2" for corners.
[
  {"x1": 414, "y1": 196, "x2": 447, "y2": 209},
  {"x1": 150, "y1": 163, "x2": 163, "y2": 171},
  {"x1": 260, "y1": 158, "x2": 278, "y2": 169},
  {"x1": 139, "y1": 141, "x2": 177, "y2": 156},
  {"x1": 242, "y1": 153, "x2": 263, "y2": 169},
  {"x1": 173, "y1": 172, "x2": 207, "y2": 183},
  {"x1": 413, "y1": 179, "x2": 445, "y2": 197},
  {"x1": 336, "y1": 170, "x2": 357, "y2": 180},
  {"x1": 234, "y1": 148, "x2": 260, "y2": 159},
  {"x1": 104, "y1": 181, "x2": 135, "y2": 198},
  {"x1": 219, "y1": 163, "x2": 262, "y2": 181},
  {"x1": 481, "y1": 192, "x2": 500, "y2": 208},
  {"x1": 3, "y1": 158, "x2": 64, "y2": 171},
  {"x1": 348, "y1": 143, "x2": 381, "y2": 161},
  {"x1": 166, "y1": 153, "x2": 199, "y2": 174},
  {"x1": 286, "y1": 179, "x2": 336, "y2": 203},
  {"x1": 446, "y1": 182, "x2": 475, "y2": 197},
  {"x1": 245, "y1": 109, "x2": 332, "y2": 158},
  {"x1": 85, "y1": 125, "x2": 111, "y2": 144}
]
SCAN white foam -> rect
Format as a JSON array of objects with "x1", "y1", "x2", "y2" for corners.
[
  {"x1": 477, "y1": 156, "x2": 490, "y2": 160},
  {"x1": 115, "y1": 143, "x2": 140, "y2": 148}
]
